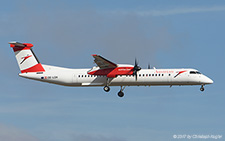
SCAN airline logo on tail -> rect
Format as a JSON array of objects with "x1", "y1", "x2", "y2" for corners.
[{"x1": 20, "y1": 55, "x2": 32, "y2": 64}]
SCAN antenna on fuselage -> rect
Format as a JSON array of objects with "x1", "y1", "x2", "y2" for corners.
[{"x1": 148, "y1": 63, "x2": 150, "y2": 69}]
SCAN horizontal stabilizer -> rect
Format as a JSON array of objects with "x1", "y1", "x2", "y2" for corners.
[
  {"x1": 9, "y1": 41, "x2": 33, "y2": 48},
  {"x1": 9, "y1": 41, "x2": 26, "y2": 47}
]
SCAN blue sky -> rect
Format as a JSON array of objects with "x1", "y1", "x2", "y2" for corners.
[{"x1": 0, "y1": 0, "x2": 225, "y2": 141}]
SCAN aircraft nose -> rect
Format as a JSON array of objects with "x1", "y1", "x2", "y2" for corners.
[{"x1": 203, "y1": 76, "x2": 213, "y2": 84}]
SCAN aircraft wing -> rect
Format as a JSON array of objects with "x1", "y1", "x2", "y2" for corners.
[{"x1": 92, "y1": 54, "x2": 117, "y2": 69}]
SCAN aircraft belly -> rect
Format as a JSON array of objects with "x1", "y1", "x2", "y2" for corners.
[
  {"x1": 110, "y1": 78, "x2": 170, "y2": 86},
  {"x1": 81, "y1": 82, "x2": 104, "y2": 86}
]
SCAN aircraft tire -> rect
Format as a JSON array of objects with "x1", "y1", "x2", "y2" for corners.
[
  {"x1": 118, "y1": 91, "x2": 124, "y2": 97},
  {"x1": 200, "y1": 87, "x2": 204, "y2": 91},
  {"x1": 103, "y1": 86, "x2": 110, "y2": 92}
]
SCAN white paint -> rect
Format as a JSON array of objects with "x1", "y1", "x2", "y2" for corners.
[
  {"x1": 19, "y1": 65, "x2": 213, "y2": 87},
  {"x1": 10, "y1": 42, "x2": 213, "y2": 96}
]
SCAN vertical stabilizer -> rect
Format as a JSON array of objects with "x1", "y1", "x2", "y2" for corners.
[{"x1": 9, "y1": 41, "x2": 45, "y2": 73}]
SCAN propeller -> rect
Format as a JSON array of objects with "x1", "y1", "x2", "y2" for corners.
[{"x1": 133, "y1": 58, "x2": 141, "y2": 81}]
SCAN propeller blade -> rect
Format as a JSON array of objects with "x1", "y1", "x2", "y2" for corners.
[
  {"x1": 133, "y1": 70, "x2": 137, "y2": 81},
  {"x1": 135, "y1": 73, "x2": 137, "y2": 81},
  {"x1": 135, "y1": 58, "x2": 137, "y2": 66},
  {"x1": 133, "y1": 58, "x2": 141, "y2": 81}
]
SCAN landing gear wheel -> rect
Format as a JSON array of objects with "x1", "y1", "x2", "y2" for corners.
[
  {"x1": 103, "y1": 86, "x2": 110, "y2": 92},
  {"x1": 200, "y1": 87, "x2": 204, "y2": 91},
  {"x1": 200, "y1": 85, "x2": 205, "y2": 91},
  {"x1": 118, "y1": 91, "x2": 124, "y2": 97}
]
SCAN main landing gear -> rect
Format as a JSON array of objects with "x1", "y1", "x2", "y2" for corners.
[
  {"x1": 103, "y1": 78, "x2": 111, "y2": 92},
  {"x1": 118, "y1": 86, "x2": 126, "y2": 97},
  {"x1": 103, "y1": 85, "x2": 126, "y2": 98},
  {"x1": 103, "y1": 78, "x2": 126, "y2": 97},
  {"x1": 103, "y1": 86, "x2": 110, "y2": 92},
  {"x1": 200, "y1": 84, "x2": 205, "y2": 91}
]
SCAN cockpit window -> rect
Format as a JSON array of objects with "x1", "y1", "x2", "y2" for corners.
[
  {"x1": 196, "y1": 71, "x2": 201, "y2": 74},
  {"x1": 190, "y1": 71, "x2": 201, "y2": 74},
  {"x1": 190, "y1": 71, "x2": 196, "y2": 74}
]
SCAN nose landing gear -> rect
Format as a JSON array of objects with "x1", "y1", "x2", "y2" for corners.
[{"x1": 200, "y1": 85, "x2": 205, "y2": 91}]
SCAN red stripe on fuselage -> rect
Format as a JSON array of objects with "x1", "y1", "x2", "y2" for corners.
[
  {"x1": 178, "y1": 70, "x2": 187, "y2": 75},
  {"x1": 21, "y1": 63, "x2": 45, "y2": 73},
  {"x1": 174, "y1": 70, "x2": 187, "y2": 78}
]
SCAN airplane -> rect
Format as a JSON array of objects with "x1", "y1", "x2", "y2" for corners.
[{"x1": 9, "y1": 41, "x2": 213, "y2": 97}]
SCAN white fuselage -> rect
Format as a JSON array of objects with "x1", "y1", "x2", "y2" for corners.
[{"x1": 19, "y1": 64, "x2": 213, "y2": 87}]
